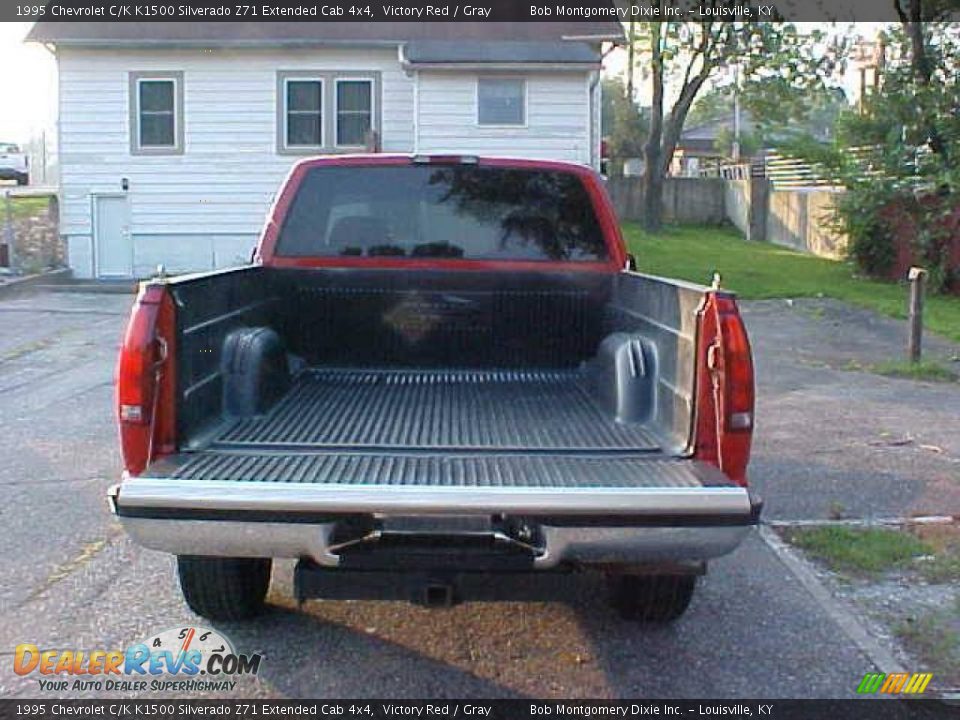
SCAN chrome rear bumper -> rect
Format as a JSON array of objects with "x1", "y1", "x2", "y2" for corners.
[{"x1": 109, "y1": 477, "x2": 760, "y2": 569}]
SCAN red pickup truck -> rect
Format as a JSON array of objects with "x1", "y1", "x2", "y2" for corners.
[{"x1": 109, "y1": 155, "x2": 760, "y2": 623}]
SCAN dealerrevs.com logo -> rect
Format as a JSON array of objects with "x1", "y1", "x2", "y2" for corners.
[{"x1": 14, "y1": 626, "x2": 262, "y2": 693}]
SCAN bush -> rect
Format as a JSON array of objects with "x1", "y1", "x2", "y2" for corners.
[{"x1": 849, "y1": 220, "x2": 897, "y2": 278}]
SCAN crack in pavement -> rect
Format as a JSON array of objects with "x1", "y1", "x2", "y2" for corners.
[
  {"x1": 0, "y1": 307, "x2": 128, "y2": 317},
  {"x1": 17, "y1": 526, "x2": 125, "y2": 609},
  {"x1": 0, "y1": 337, "x2": 56, "y2": 365},
  {"x1": 0, "y1": 475, "x2": 105, "y2": 487}
]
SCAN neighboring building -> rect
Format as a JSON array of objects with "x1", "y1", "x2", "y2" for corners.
[
  {"x1": 671, "y1": 113, "x2": 760, "y2": 177},
  {"x1": 27, "y1": 22, "x2": 622, "y2": 278}
]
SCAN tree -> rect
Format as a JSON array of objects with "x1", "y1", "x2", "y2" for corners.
[
  {"x1": 891, "y1": 0, "x2": 956, "y2": 171},
  {"x1": 790, "y1": 5, "x2": 959, "y2": 290},
  {"x1": 687, "y1": 80, "x2": 848, "y2": 145},
  {"x1": 601, "y1": 76, "x2": 649, "y2": 175},
  {"x1": 622, "y1": 12, "x2": 838, "y2": 231}
]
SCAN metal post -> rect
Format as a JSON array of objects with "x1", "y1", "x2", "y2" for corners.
[
  {"x1": 907, "y1": 266, "x2": 926, "y2": 363},
  {"x1": 3, "y1": 190, "x2": 13, "y2": 270},
  {"x1": 40, "y1": 131, "x2": 47, "y2": 185}
]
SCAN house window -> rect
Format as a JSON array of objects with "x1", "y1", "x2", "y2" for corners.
[
  {"x1": 130, "y1": 72, "x2": 183, "y2": 155},
  {"x1": 335, "y1": 79, "x2": 373, "y2": 147},
  {"x1": 285, "y1": 78, "x2": 324, "y2": 148},
  {"x1": 278, "y1": 71, "x2": 379, "y2": 153},
  {"x1": 477, "y1": 78, "x2": 525, "y2": 126}
]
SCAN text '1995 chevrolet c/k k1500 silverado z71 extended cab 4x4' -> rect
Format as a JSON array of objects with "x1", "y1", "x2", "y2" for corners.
[{"x1": 109, "y1": 155, "x2": 761, "y2": 622}]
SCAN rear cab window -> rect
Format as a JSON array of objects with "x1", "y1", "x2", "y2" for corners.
[{"x1": 275, "y1": 164, "x2": 610, "y2": 263}]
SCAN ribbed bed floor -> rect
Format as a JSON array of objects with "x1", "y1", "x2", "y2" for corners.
[
  {"x1": 156, "y1": 452, "x2": 730, "y2": 489},
  {"x1": 215, "y1": 368, "x2": 662, "y2": 452}
]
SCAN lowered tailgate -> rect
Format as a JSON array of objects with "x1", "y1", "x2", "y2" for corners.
[
  {"x1": 112, "y1": 449, "x2": 760, "y2": 570},
  {"x1": 114, "y1": 451, "x2": 755, "y2": 519}
]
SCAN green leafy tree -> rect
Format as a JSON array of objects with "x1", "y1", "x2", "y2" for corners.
[
  {"x1": 622, "y1": 10, "x2": 839, "y2": 231},
  {"x1": 687, "y1": 80, "x2": 848, "y2": 148},
  {"x1": 712, "y1": 126, "x2": 764, "y2": 159},
  {"x1": 601, "y1": 76, "x2": 649, "y2": 176},
  {"x1": 790, "y1": 5, "x2": 959, "y2": 290}
]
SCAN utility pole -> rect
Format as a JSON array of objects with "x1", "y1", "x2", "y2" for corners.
[
  {"x1": 626, "y1": 18, "x2": 635, "y2": 102},
  {"x1": 731, "y1": 63, "x2": 741, "y2": 162},
  {"x1": 40, "y1": 131, "x2": 47, "y2": 185}
]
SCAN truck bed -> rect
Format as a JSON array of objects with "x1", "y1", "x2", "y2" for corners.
[
  {"x1": 117, "y1": 267, "x2": 758, "y2": 515},
  {"x1": 159, "y1": 366, "x2": 705, "y2": 494},
  {"x1": 214, "y1": 367, "x2": 664, "y2": 453}
]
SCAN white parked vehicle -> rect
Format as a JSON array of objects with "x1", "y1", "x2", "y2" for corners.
[{"x1": 0, "y1": 143, "x2": 29, "y2": 185}]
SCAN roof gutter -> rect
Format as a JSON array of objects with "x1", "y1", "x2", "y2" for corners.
[
  {"x1": 26, "y1": 39, "x2": 407, "y2": 49},
  {"x1": 401, "y1": 62, "x2": 602, "y2": 71}
]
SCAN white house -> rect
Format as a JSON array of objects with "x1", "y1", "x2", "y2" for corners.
[{"x1": 27, "y1": 22, "x2": 623, "y2": 279}]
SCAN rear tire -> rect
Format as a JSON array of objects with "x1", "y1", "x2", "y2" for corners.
[
  {"x1": 177, "y1": 556, "x2": 272, "y2": 621},
  {"x1": 16, "y1": 173, "x2": 28, "y2": 186},
  {"x1": 607, "y1": 573, "x2": 697, "y2": 622}
]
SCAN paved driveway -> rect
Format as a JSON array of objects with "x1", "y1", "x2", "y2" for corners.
[
  {"x1": 0, "y1": 290, "x2": 956, "y2": 699},
  {"x1": 746, "y1": 298, "x2": 960, "y2": 521}
]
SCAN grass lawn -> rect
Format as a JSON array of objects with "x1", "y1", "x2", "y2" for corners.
[
  {"x1": 785, "y1": 526, "x2": 932, "y2": 578},
  {"x1": 852, "y1": 359, "x2": 958, "y2": 383},
  {"x1": 623, "y1": 223, "x2": 960, "y2": 344},
  {"x1": 7, "y1": 196, "x2": 51, "y2": 220}
]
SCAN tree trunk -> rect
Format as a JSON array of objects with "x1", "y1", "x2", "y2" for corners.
[
  {"x1": 642, "y1": 22, "x2": 664, "y2": 232},
  {"x1": 660, "y1": 72, "x2": 711, "y2": 178},
  {"x1": 899, "y1": 0, "x2": 951, "y2": 167}
]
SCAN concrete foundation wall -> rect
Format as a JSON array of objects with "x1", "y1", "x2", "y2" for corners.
[
  {"x1": 607, "y1": 177, "x2": 727, "y2": 225},
  {"x1": 766, "y1": 189, "x2": 848, "y2": 260},
  {"x1": 610, "y1": 174, "x2": 849, "y2": 261},
  {"x1": 4, "y1": 195, "x2": 63, "y2": 273},
  {"x1": 724, "y1": 180, "x2": 750, "y2": 238},
  {"x1": 65, "y1": 233, "x2": 256, "y2": 279}
]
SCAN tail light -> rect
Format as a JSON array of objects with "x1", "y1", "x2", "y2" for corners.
[
  {"x1": 693, "y1": 292, "x2": 755, "y2": 485},
  {"x1": 116, "y1": 284, "x2": 176, "y2": 475}
]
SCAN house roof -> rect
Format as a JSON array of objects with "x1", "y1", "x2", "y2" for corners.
[
  {"x1": 26, "y1": 21, "x2": 625, "y2": 48},
  {"x1": 403, "y1": 41, "x2": 600, "y2": 66},
  {"x1": 680, "y1": 114, "x2": 759, "y2": 144}
]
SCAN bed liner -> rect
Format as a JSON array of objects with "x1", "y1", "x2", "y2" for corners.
[{"x1": 213, "y1": 367, "x2": 666, "y2": 453}]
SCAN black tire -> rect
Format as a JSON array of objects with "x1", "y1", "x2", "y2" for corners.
[
  {"x1": 16, "y1": 173, "x2": 28, "y2": 186},
  {"x1": 607, "y1": 573, "x2": 697, "y2": 622},
  {"x1": 177, "y1": 556, "x2": 272, "y2": 621}
]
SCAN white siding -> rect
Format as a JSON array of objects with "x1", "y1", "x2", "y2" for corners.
[
  {"x1": 58, "y1": 48, "x2": 598, "y2": 277},
  {"x1": 415, "y1": 71, "x2": 592, "y2": 165},
  {"x1": 57, "y1": 45, "x2": 415, "y2": 273}
]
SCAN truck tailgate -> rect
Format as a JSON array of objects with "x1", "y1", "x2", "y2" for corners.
[
  {"x1": 115, "y1": 452, "x2": 754, "y2": 518},
  {"x1": 113, "y1": 450, "x2": 758, "y2": 569}
]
